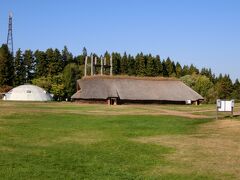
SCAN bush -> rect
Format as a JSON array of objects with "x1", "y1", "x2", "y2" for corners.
[
  {"x1": 63, "y1": 63, "x2": 82, "y2": 99},
  {"x1": 181, "y1": 74, "x2": 216, "y2": 103}
]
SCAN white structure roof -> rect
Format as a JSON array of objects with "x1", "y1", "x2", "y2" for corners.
[{"x1": 3, "y1": 85, "x2": 52, "y2": 101}]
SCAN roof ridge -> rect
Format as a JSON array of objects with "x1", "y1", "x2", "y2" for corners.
[{"x1": 82, "y1": 75, "x2": 179, "y2": 81}]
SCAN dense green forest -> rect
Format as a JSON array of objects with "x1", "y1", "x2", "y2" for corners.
[{"x1": 0, "y1": 44, "x2": 239, "y2": 103}]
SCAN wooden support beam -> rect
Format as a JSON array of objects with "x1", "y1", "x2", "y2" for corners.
[
  {"x1": 91, "y1": 55, "x2": 93, "y2": 76},
  {"x1": 94, "y1": 57, "x2": 97, "y2": 75},
  {"x1": 104, "y1": 57, "x2": 106, "y2": 66},
  {"x1": 84, "y1": 56, "x2": 88, "y2": 77},
  {"x1": 94, "y1": 56, "x2": 97, "y2": 65},
  {"x1": 101, "y1": 57, "x2": 103, "y2": 75},
  {"x1": 110, "y1": 56, "x2": 113, "y2": 76}
]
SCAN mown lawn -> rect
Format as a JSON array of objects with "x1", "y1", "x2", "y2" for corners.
[{"x1": 0, "y1": 101, "x2": 238, "y2": 179}]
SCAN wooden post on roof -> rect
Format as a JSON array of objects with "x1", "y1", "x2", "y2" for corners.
[
  {"x1": 94, "y1": 57, "x2": 97, "y2": 75},
  {"x1": 91, "y1": 55, "x2": 93, "y2": 76},
  {"x1": 101, "y1": 56, "x2": 103, "y2": 75},
  {"x1": 110, "y1": 56, "x2": 113, "y2": 76},
  {"x1": 104, "y1": 57, "x2": 106, "y2": 66},
  {"x1": 94, "y1": 56, "x2": 97, "y2": 65},
  {"x1": 104, "y1": 57, "x2": 106, "y2": 75},
  {"x1": 84, "y1": 56, "x2": 87, "y2": 77}
]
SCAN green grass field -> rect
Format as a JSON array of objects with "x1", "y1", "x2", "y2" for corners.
[{"x1": 0, "y1": 101, "x2": 239, "y2": 179}]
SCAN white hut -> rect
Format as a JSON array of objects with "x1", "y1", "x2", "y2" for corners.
[{"x1": 3, "y1": 85, "x2": 52, "y2": 101}]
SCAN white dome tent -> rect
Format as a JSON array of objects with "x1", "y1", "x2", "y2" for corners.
[{"x1": 3, "y1": 85, "x2": 53, "y2": 101}]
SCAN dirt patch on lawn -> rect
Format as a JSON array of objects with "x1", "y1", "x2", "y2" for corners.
[
  {"x1": 133, "y1": 120, "x2": 240, "y2": 179},
  {"x1": 81, "y1": 108, "x2": 208, "y2": 119},
  {"x1": 156, "y1": 109, "x2": 209, "y2": 119},
  {"x1": 35, "y1": 131, "x2": 106, "y2": 147},
  {"x1": 0, "y1": 126, "x2": 6, "y2": 132},
  {"x1": 58, "y1": 131, "x2": 106, "y2": 145},
  {"x1": 0, "y1": 103, "x2": 211, "y2": 119},
  {"x1": 0, "y1": 146, "x2": 15, "y2": 152},
  {"x1": 0, "y1": 110, "x2": 15, "y2": 117}
]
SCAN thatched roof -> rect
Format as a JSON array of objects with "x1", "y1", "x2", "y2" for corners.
[
  {"x1": 83, "y1": 75, "x2": 178, "y2": 81},
  {"x1": 71, "y1": 76, "x2": 204, "y2": 101}
]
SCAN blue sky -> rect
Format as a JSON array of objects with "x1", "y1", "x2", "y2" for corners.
[{"x1": 1, "y1": 0, "x2": 240, "y2": 80}]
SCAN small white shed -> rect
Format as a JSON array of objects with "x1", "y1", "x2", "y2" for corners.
[{"x1": 3, "y1": 85, "x2": 52, "y2": 101}]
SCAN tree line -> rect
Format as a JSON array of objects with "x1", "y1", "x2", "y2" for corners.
[{"x1": 0, "y1": 44, "x2": 239, "y2": 103}]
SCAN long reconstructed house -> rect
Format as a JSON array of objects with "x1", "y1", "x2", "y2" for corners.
[{"x1": 71, "y1": 76, "x2": 204, "y2": 105}]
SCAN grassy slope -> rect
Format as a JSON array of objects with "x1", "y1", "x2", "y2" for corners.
[{"x1": 0, "y1": 102, "x2": 225, "y2": 179}]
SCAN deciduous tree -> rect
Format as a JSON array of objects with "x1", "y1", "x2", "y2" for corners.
[{"x1": 63, "y1": 63, "x2": 81, "y2": 99}]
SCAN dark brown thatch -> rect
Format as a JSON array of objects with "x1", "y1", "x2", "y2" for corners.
[{"x1": 71, "y1": 76, "x2": 203, "y2": 104}]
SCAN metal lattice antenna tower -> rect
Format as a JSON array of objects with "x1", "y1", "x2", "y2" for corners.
[{"x1": 7, "y1": 12, "x2": 13, "y2": 55}]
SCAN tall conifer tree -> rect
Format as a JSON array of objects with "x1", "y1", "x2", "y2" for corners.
[
  {"x1": 175, "y1": 62, "x2": 182, "y2": 78},
  {"x1": 14, "y1": 49, "x2": 25, "y2": 86},
  {"x1": 135, "y1": 53, "x2": 145, "y2": 76},
  {"x1": 23, "y1": 50, "x2": 35, "y2": 83},
  {"x1": 0, "y1": 44, "x2": 14, "y2": 86},
  {"x1": 120, "y1": 52, "x2": 128, "y2": 74},
  {"x1": 35, "y1": 50, "x2": 47, "y2": 77},
  {"x1": 146, "y1": 54, "x2": 155, "y2": 76}
]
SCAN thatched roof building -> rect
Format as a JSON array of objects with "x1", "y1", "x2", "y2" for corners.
[{"x1": 71, "y1": 76, "x2": 203, "y2": 105}]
